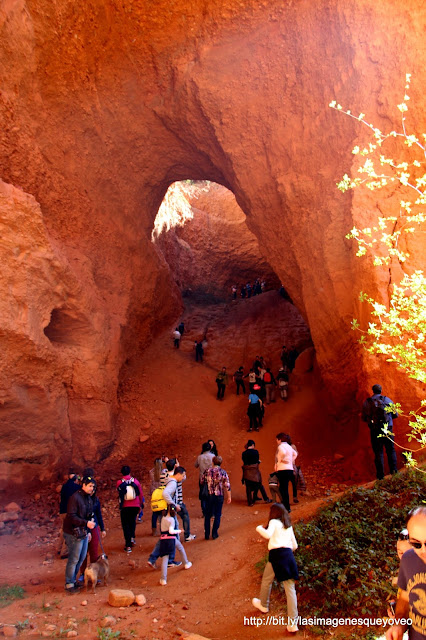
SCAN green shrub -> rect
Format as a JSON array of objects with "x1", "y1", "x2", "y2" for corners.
[
  {"x1": 0, "y1": 585, "x2": 25, "y2": 608},
  {"x1": 294, "y1": 471, "x2": 426, "y2": 618},
  {"x1": 255, "y1": 470, "x2": 426, "y2": 634}
]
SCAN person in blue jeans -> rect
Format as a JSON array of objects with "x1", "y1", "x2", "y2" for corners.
[
  {"x1": 201, "y1": 456, "x2": 231, "y2": 540},
  {"x1": 362, "y1": 383, "x2": 398, "y2": 479},
  {"x1": 62, "y1": 476, "x2": 96, "y2": 593},
  {"x1": 147, "y1": 467, "x2": 186, "y2": 568}
]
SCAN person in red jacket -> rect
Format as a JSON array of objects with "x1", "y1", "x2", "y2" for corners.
[{"x1": 116, "y1": 465, "x2": 143, "y2": 553}]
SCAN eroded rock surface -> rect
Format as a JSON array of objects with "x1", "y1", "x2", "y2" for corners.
[{"x1": 0, "y1": 0, "x2": 425, "y2": 483}]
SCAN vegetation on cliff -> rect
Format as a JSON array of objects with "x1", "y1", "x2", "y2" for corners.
[{"x1": 331, "y1": 74, "x2": 426, "y2": 466}]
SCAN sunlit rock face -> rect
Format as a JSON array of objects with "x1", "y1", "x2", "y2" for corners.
[
  {"x1": 155, "y1": 182, "x2": 280, "y2": 297},
  {"x1": 0, "y1": 0, "x2": 425, "y2": 484},
  {"x1": 0, "y1": 179, "x2": 179, "y2": 488}
]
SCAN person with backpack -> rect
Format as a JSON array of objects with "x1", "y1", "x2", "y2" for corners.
[
  {"x1": 362, "y1": 383, "x2": 398, "y2": 480},
  {"x1": 116, "y1": 465, "x2": 143, "y2": 553},
  {"x1": 247, "y1": 387, "x2": 263, "y2": 432},
  {"x1": 263, "y1": 368, "x2": 277, "y2": 405},
  {"x1": 163, "y1": 459, "x2": 196, "y2": 542},
  {"x1": 148, "y1": 466, "x2": 186, "y2": 569},
  {"x1": 149, "y1": 458, "x2": 165, "y2": 536}
]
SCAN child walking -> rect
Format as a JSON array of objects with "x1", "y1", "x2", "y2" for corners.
[
  {"x1": 158, "y1": 505, "x2": 192, "y2": 585},
  {"x1": 252, "y1": 503, "x2": 299, "y2": 633}
]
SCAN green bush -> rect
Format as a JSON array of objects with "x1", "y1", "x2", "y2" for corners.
[
  {"x1": 294, "y1": 471, "x2": 426, "y2": 618},
  {"x1": 0, "y1": 584, "x2": 25, "y2": 608}
]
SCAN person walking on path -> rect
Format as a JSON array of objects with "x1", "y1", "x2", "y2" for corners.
[
  {"x1": 252, "y1": 503, "x2": 299, "y2": 634},
  {"x1": 233, "y1": 366, "x2": 246, "y2": 395},
  {"x1": 63, "y1": 476, "x2": 96, "y2": 593},
  {"x1": 174, "y1": 466, "x2": 196, "y2": 542},
  {"x1": 247, "y1": 368, "x2": 257, "y2": 393},
  {"x1": 362, "y1": 383, "x2": 398, "y2": 480},
  {"x1": 195, "y1": 443, "x2": 215, "y2": 516},
  {"x1": 274, "y1": 433, "x2": 297, "y2": 512},
  {"x1": 201, "y1": 456, "x2": 231, "y2": 540},
  {"x1": 215, "y1": 367, "x2": 229, "y2": 400},
  {"x1": 242, "y1": 440, "x2": 272, "y2": 506},
  {"x1": 263, "y1": 368, "x2": 277, "y2": 404},
  {"x1": 58, "y1": 468, "x2": 81, "y2": 558},
  {"x1": 116, "y1": 466, "x2": 143, "y2": 553},
  {"x1": 149, "y1": 458, "x2": 164, "y2": 536},
  {"x1": 280, "y1": 346, "x2": 289, "y2": 370},
  {"x1": 247, "y1": 388, "x2": 263, "y2": 432},
  {"x1": 172, "y1": 328, "x2": 181, "y2": 348},
  {"x1": 78, "y1": 476, "x2": 107, "y2": 581},
  {"x1": 277, "y1": 367, "x2": 289, "y2": 401},
  {"x1": 148, "y1": 466, "x2": 186, "y2": 569},
  {"x1": 195, "y1": 340, "x2": 204, "y2": 362},
  {"x1": 158, "y1": 505, "x2": 192, "y2": 586}
]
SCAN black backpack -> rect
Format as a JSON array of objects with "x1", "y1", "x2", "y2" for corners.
[{"x1": 369, "y1": 396, "x2": 388, "y2": 430}]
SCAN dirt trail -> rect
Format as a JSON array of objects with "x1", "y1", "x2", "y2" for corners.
[{"x1": 0, "y1": 295, "x2": 365, "y2": 639}]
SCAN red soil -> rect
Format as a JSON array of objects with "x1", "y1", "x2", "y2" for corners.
[{"x1": 0, "y1": 296, "x2": 367, "y2": 640}]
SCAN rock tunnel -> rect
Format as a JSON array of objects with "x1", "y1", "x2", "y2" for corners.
[{"x1": 1, "y1": 0, "x2": 426, "y2": 488}]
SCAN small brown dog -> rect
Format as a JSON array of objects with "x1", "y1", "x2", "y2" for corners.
[{"x1": 84, "y1": 554, "x2": 109, "y2": 593}]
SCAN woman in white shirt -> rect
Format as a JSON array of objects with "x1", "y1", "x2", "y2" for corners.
[
  {"x1": 252, "y1": 503, "x2": 299, "y2": 634},
  {"x1": 275, "y1": 432, "x2": 298, "y2": 512}
]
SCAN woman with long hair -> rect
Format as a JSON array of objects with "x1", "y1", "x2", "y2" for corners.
[
  {"x1": 208, "y1": 439, "x2": 218, "y2": 457},
  {"x1": 252, "y1": 503, "x2": 299, "y2": 634}
]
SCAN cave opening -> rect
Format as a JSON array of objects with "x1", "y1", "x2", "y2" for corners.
[
  {"x1": 43, "y1": 307, "x2": 91, "y2": 347},
  {"x1": 150, "y1": 180, "x2": 314, "y2": 372},
  {"x1": 153, "y1": 180, "x2": 281, "y2": 302}
]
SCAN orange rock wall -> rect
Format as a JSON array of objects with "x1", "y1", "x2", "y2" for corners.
[{"x1": 0, "y1": 0, "x2": 425, "y2": 484}]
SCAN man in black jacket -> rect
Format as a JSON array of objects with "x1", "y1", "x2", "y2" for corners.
[
  {"x1": 362, "y1": 383, "x2": 398, "y2": 480},
  {"x1": 63, "y1": 476, "x2": 96, "y2": 593}
]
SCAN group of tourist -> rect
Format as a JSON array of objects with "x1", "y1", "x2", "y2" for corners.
[
  {"x1": 57, "y1": 368, "x2": 421, "y2": 640},
  {"x1": 213, "y1": 349, "x2": 297, "y2": 436},
  {"x1": 231, "y1": 278, "x2": 267, "y2": 300}
]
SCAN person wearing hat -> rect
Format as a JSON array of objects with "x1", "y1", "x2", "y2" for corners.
[
  {"x1": 62, "y1": 476, "x2": 96, "y2": 593},
  {"x1": 242, "y1": 440, "x2": 272, "y2": 506},
  {"x1": 247, "y1": 386, "x2": 263, "y2": 432},
  {"x1": 362, "y1": 383, "x2": 398, "y2": 480}
]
